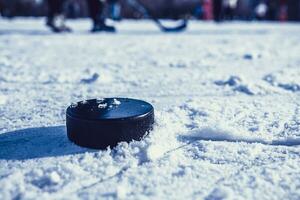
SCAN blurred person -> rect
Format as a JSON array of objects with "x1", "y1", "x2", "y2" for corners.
[
  {"x1": 213, "y1": 0, "x2": 223, "y2": 21},
  {"x1": 223, "y1": 0, "x2": 238, "y2": 20},
  {"x1": 202, "y1": 0, "x2": 214, "y2": 20},
  {"x1": 46, "y1": 0, "x2": 116, "y2": 33},
  {"x1": 46, "y1": 0, "x2": 71, "y2": 32},
  {"x1": 278, "y1": 0, "x2": 288, "y2": 21},
  {"x1": 287, "y1": 0, "x2": 300, "y2": 21},
  {"x1": 193, "y1": 0, "x2": 203, "y2": 19},
  {"x1": 109, "y1": 0, "x2": 121, "y2": 21},
  {"x1": 266, "y1": 0, "x2": 279, "y2": 20},
  {"x1": 88, "y1": 0, "x2": 116, "y2": 32},
  {"x1": 0, "y1": 0, "x2": 16, "y2": 18},
  {"x1": 236, "y1": 0, "x2": 252, "y2": 20},
  {"x1": 0, "y1": 1, "x2": 3, "y2": 16},
  {"x1": 66, "y1": 0, "x2": 81, "y2": 19}
]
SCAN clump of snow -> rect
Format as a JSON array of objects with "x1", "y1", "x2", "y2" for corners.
[
  {"x1": 48, "y1": 171, "x2": 61, "y2": 184},
  {"x1": 96, "y1": 98, "x2": 104, "y2": 104},
  {"x1": 0, "y1": 95, "x2": 7, "y2": 105},
  {"x1": 112, "y1": 98, "x2": 121, "y2": 106},
  {"x1": 145, "y1": 143, "x2": 166, "y2": 161},
  {"x1": 142, "y1": 108, "x2": 190, "y2": 162},
  {"x1": 263, "y1": 74, "x2": 275, "y2": 84},
  {"x1": 70, "y1": 102, "x2": 78, "y2": 108},
  {"x1": 185, "y1": 126, "x2": 268, "y2": 144},
  {"x1": 81, "y1": 100, "x2": 88, "y2": 104},
  {"x1": 98, "y1": 103, "x2": 108, "y2": 109},
  {"x1": 116, "y1": 184, "x2": 129, "y2": 199}
]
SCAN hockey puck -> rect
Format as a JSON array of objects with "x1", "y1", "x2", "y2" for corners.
[{"x1": 66, "y1": 98, "x2": 154, "y2": 149}]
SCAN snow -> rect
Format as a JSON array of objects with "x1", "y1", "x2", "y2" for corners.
[
  {"x1": 1, "y1": 18, "x2": 300, "y2": 199},
  {"x1": 98, "y1": 103, "x2": 108, "y2": 109},
  {"x1": 0, "y1": 95, "x2": 7, "y2": 105},
  {"x1": 112, "y1": 98, "x2": 121, "y2": 105},
  {"x1": 185, "y1": 126, "x2": 300, "y2": 146}
]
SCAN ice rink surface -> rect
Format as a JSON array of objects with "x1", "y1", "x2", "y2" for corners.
[{"x1": 0, "y1": 18, "x2": 300, "y2": 199}]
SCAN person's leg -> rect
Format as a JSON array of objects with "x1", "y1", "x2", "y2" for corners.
[
  {"x1": 87, "y1": 0, "x2": 102, "y2": 25},
  {"x1": 108, "y1": 0, "x2": 121, "y2": 21},
  {"x1": 46, "y1": 0, "x2": 71, "y2": 32},
  {"x1": 87, "y1": 0, "x2": 116, "y2": 32},
  {"x1": 46, "y1": 0, "x2": 62, "y2": 25},
  {"x1": 287, "y1": 0, "x2": 300, "y2": 21},
  {"x1": 213, "y1": 0, "x2": 223, "y2": 22},
  {"x1": 0, "y1": 1, "x2": 3, "y2": 16}
]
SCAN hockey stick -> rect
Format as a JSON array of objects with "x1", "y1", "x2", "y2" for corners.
[{"x1": 126, "y1": 0, "x2": 188, "y2": 32}]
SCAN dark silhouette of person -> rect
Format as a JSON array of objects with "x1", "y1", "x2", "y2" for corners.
[
  {"x1": 266, "y1": 0, "x2": 279, "y2": 21},
  {"x1": 0, "y1": 1, "x2": 3, "y2": 16},
  {"x1": 88, "y1": 0, "x2": 116, "y2": 32},
  {"x1": 46, "y1": 0, "x2": 71, "y2": 32},
  {"x1": 213, "y1": 0, "x2": 223, "y2": 22},
  {"x1": 287, "y1": 0, "x2": 300, "y2": 21},
  {"x1": 46, "y1": 0, "x2": 116, "y2": 33}
]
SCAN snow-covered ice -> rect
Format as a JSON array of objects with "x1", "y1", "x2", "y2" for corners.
[{"x1": 1, "y1": 18, "x2": 300, "y2": 199}]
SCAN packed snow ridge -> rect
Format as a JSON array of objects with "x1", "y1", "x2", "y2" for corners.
[{"x1": 184, "y1": 126, "x2": 300, "y2": 147}]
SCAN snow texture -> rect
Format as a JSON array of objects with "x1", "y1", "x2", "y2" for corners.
[{"x1": 1, "y1": 18, "x2": 300, "y2": 200}]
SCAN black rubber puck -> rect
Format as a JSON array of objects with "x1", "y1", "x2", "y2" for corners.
[{"x1": 66, "y1": 98, "x2": 154, "y2": 149}]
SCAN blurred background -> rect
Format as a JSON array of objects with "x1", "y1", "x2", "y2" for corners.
[{"x1": 0, "y1": 0, "x2": 299, "y2": 22}]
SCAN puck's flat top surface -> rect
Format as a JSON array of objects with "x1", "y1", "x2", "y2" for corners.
[{"x1": 67, "y1": 98, "x2": 154, "y2": 121}]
